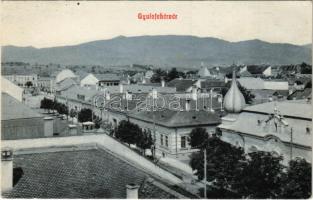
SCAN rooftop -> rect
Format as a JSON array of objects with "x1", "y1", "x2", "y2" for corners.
[
  {"x1": 243, "y1": 100, "x2": 312, "y2": 119},
  {"x1": 167, "y1": 79, "x2": 197, "y2": 92},
  {"x1": 129, "y1": 109, "x2": 221, "y2": 128},
  {"x1": 1, "y1": 93, "x2": 42, "y2": 120},
  {"x1": 3, "y1": 149, "x2": 191, "y2": 198},
  {"x1": 95, "y1": 73, "x2": 121, "y2": 81}
]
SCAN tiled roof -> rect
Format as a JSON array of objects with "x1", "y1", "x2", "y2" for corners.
[
  {"x1": 129, "y1": 109, "x2": 221, "y2": 128},
  {"x1": 103, "y1": 84, "x2": 176, "y2": 94},
  {"x1": 200, "y1": 80, "x2": 226, "y2": 88},
  {"x1": 167, "y1": 79, "x2": 197, "y2": 92},
  {"x1": 59, "y1": 85, "x2": 99, "y2": 103},
  {"x1": 243, "y1": 100, "x2": 312, "y2": 119},
  {"x1": 55, "y1": 78, "x2": 78, "y2": 91},
  {"x1": 95, "y1": 73, "x2": 121, "y2": 81},
  {"x1": 3, "y1": 149, "x2": 192, "y2": 198},
  {"x1": 1, "y1": 93, "x2": 42, "y2": 120}
]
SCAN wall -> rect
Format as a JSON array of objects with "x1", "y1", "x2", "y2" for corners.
[
  {"x1": 1, "y1": 117, "x2": 44, "y2": 140},
  {"x1": 264, "y1": 81, "x2": 289, "y2": 90}
]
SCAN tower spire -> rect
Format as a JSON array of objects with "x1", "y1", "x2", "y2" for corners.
[{"x1": 223, "y1": 67, "x2": 246, "y2": 113}]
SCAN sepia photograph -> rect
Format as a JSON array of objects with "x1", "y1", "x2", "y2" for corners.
[{"x1": 1, "y1": 1, "x2": 312, "y2": 199}]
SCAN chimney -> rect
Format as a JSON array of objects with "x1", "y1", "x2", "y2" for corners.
[
  {"x1": 1, "y1": 148, "x2": 13, "y2": 192},
  {"x1": 126, "y1": 183, "x2": 139, "y2": 199},
  {"x1": 125, "y1": 91, "x2": 132, "y2": 101},
  {"x1": 161, "y1": 78, "x2": 165, "y2": 87},
  {"x1": 119, "y1": 84, "x2": 124, "y2": 93},
  {"x1": 44, "y1": 117, "x2": 54, "y2": 137},
  {"x1": 105, "y1": 91, "x2": 111, "y2": 100},
  {"x1": 68, "y1": 124, "x2": 77, "y2": 135},
  {"x1": 191, "y1": 86, "x2": 197, "y2": 101},
  {"x1": 142, "y1": 78, "x2": 146, "y2": 84},
  {"x1": 224, "y1": 76, "x2": 228, "y2": 83},
  {"x1": 185, "y1": 99, "x2": 191, "y2": 111}
]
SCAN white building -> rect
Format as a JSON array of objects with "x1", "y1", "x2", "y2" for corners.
[
  {"x1": 80, "y1": 73, "x2": 121, "y2": 89},
  {"x1": 4, "y1": 73, "x2": 38, "y2": 87},
  {"x1": 55, "y1": 69, "x2": 78, "y2": 83}
]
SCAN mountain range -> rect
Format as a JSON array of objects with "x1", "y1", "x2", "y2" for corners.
[{"x1": 2, "y1": 35, "x2": 312, "y2": 68}]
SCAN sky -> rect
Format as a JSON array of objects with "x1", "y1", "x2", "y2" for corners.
[{"x1": 1, "y1": 1, "x2": 312, "y2": 48}]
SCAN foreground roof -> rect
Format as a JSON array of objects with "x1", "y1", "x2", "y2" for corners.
[{"x1": 3, "y1": 149, "x2": 194, "y2": 198}]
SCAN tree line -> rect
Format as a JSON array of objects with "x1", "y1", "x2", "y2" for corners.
[
  {"x1": 189, "y1": 127, "x2": 311, "y2": 199},
  {"x1": 40, "y1": 98, "x2": 101, "y2": 128}
]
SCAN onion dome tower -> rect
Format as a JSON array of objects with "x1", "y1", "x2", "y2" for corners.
[{"x1": 223, "y1": 69, "x2": 246, "y2": 113}]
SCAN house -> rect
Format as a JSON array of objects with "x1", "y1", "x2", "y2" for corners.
[
  {"x1": 1, "y1": 93, "x2": 54, "y2": 140},
  {"x1": 197, "y1": 66, "x2": 212, "y2": 78},
  {"x1": 200, "y1": 80, "x2": 227, "y2": 93},
  {"x1": 55, "y1": 69, "x2": 78, "y2": 83},
  {"x1": 145, "y1": 70, "x2": 154, "y2": 80},
  {"x1": 55, "y1": 78, "x2": 78, "y2": 95},
  {"x1": 80, "y1": 73, "x2": 121, "y2": 89},
  {"x1": 235, "y1": 77, "x2": 289, "y2": 91},
  {"x1": 105, "y1": 90, "x2": 223, "y2": 160},
  {"x1": 37, "y1": 76, "x2": 54, "y2": 93},
  {"x1": 166, "y1": 79, "x2": 197, "y2": 92},
  {"x1": 3, "y1": 72, "x2": 38, "y2": 87}
]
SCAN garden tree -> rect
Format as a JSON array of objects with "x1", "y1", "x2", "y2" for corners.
[
  {"x1": 300, "y1": 62, "x2": 312, "y2": 74},
  {"x1": 280, "y1": 158, "x2": 311, "y2": 199},
  {"x1": 190, "y1": 136, "x2": 245, "y2": 190},
  {"x1": 40, "y1": 98, "x2": 54, "y2": 113},
  {"x1": 305, "y1": 80, "x2": 312, "y2": 89},
  {"x1": 136, "y1": 129, "x2": 153, "y2": 155},
  {"x1": 77, "y1": 108, "x2": 101, "y2": 128},
  {"x1": 150, "y1": 68, "x2": 167, "y2": 83},
  {"x1": 116, "y1": 120, "x2": 142, "y2": 146},
  {"x1": 78, "y1": 108, "x2": 93, "y2": 122},
  {"x1": 167, "y1": 67, "x2": 180, "y2": 82},
  {"x1": 189, "y1": 128, "x2": 209, "y2": 149},
  {"x1": 221, "y1": 81, "x2": 255, "y2": 104},
  {"x1": 150, "y1": 67, "x2": 185, "y2": 83},
  {"x1": 54, "y1": 101, "x2": 68, "y2": 116},
  {"x1": 232, "y1": 151, "x2": 284, "y2": 198},
  {"x1": 25, "y1": 81, "x2": 33, "y2": 88}
]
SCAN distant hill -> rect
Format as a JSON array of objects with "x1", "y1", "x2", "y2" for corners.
[{"x1": 2, "y1": 35, "x2": 312, "y2": 67}]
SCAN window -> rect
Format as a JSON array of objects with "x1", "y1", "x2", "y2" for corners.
[
  {"x1": 165, "y1": 136, "x2": 168, "y2": 147},
  {"x1": 181, "y1": 136, "x2": 186, "y2": 148},
  {"x1": 77, "y1": 94, "x2": 85, "y2": 101},
  {"x1": 160, "y1": 134, "x2": 164, "y2": 146}
]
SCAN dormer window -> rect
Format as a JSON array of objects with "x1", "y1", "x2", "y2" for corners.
[{"x1": 306, "y1": 127, "x2": 311, "y2": 134}]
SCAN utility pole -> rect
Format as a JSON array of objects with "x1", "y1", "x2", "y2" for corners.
[
  {"x1": 204, "y1": 148, "x2": 207, "y2": 199},
  {"x1": 290, "y1": 127, "x2": 293, "y2": 161}
]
